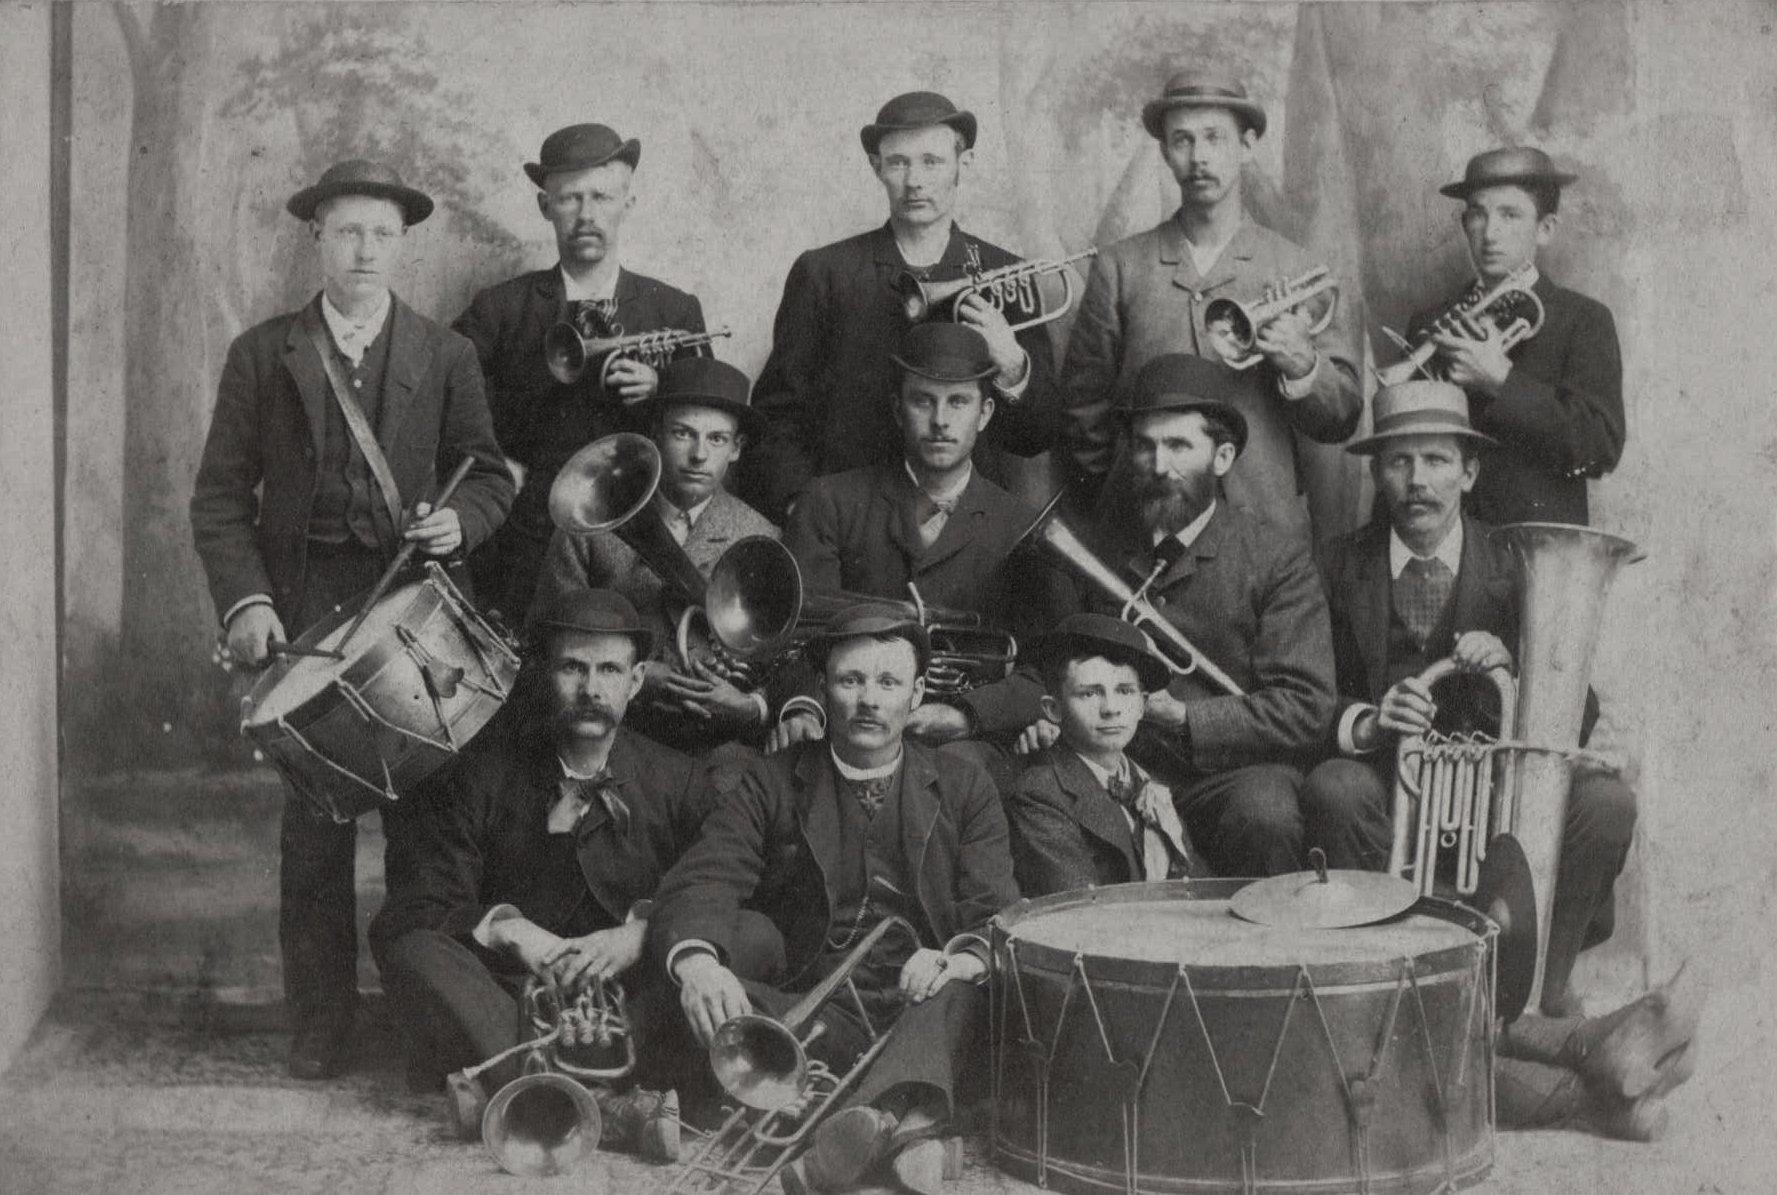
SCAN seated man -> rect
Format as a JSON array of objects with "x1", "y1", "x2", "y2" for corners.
[
  {"x1": 651, "y1": 604, "x2": 1018, "y2": 1194},
  {"x1": 371, "y1": 590, "x2": 715, "y2": 1162},
  {"x1": 957, "y1": 354, "x2": 1338, "y2": 878},
  {"x1": 530, "y1": 357, "x2": 781, "y2": 754},
  {"x1": 1007, "y1": 613, "x2": 1203, "y2": 895}
]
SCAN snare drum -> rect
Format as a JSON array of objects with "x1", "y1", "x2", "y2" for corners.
[
  {"x1": 242, "y1": 563, "x2": 520, "y2": 820},
  {"x1": 990, "y1": 880, "x2": 1495, "y2": 1194}
]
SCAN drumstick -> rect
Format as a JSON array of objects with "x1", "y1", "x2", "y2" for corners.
[
  {"x1": 337, "y1": 456, "x2": 477, "y2": 652},
  {"x1": 268, "y1": 640, "x2": 346, "y2": 662}
]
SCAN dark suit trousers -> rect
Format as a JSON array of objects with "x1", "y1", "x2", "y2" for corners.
[
  {"x1": 1173, "y1": 764, "x2": 1308, "y2": 878},
  {"x1": 1301, "y1": 758, "x2": 1636, "y2": 1003}
]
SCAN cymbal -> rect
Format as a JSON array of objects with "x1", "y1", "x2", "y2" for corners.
[{"x1": 1229, "y1": 849, "x2": 1420, "y2": 929}]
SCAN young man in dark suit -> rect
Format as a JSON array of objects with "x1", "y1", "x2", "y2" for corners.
[
  {"x1": 456, "y1": 123, "x2": 709, "y2": 618},
  {"x1": 190, "y1": 159, "x2": 514, "y2": 1079},
  {"x1": 737, "y1": 91, "x2": 1060, "y2": 522},
  {"x1": 372, "y1": 590, "x2": 713, "y2": 1162},
  {"x1": 1398, "y1": 148, "x2": 1625, "y2": 525}
]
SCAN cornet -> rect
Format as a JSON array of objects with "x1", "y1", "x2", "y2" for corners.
[
  {"x1": 544, "y1": 309, "x2": 733, "y2": 394},
  {"x1": 1203, "y1": 265, "x2": 1340, "y2": 370},
  {"x1": 895, "y1": 248, "x2": 1098, "y2": 335},
  {"x1": 1376, "y1": 266, "x2": 1544, "y2": 387}
]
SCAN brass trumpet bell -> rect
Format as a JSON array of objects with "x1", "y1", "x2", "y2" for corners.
[
  {"x1": 710, "y1": 1013, "x2": 811, "y2": 1111},
  {"x1": 481, "y1": 1070, "x2": 603, "y2": 1177},
  {"x1": 543, "y1": 320, "x2": 596, "y2": 386}
]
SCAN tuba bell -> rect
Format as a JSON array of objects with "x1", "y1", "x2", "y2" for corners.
[
  {"x1": 894, "y1": 248, "x2": 1098, "y2": 335},
  {"x1": 1203, "y1": 266, "x2": 1340, "y2": 371}
]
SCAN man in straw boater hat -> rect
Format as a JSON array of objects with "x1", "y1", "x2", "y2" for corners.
[
  {"x1": 651, "y1": 603, "x2": 1018, "y2": 1194},
  {"x1": 1396, "y1": 147, "x2": 1625, "y2": 526},
  {"x1": 1298, "y1": 381, "x2": 1698, "y2": 1138},
  {"x1": 190, "y1": 159, "x2": 514, "y2": 1079},
  {"x1": 736, "y1": 89, "x2": 1061, "y2": 524},
  {"x1": 1060, "y1": 69, "x2": 1362, "y2": 538},
  {"x1": 456, "y1": 122, "x2": 710, "y2": 620}
]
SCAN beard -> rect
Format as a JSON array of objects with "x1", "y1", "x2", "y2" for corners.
[{"x1": 1137, "y1": 470, "x2": 1216, "y2": 536}]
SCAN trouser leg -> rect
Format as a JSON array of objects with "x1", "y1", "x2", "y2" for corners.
[
  {"x1": 380, "y1": 929, "x2": 526, "y2": 1090},
  {"x1": 1174, "y1": 763, "x2": 1306, "y2": 877},
  {"x1": 1542, "y1": 772, "x2": 1636, "y2": 1008},
  {"x1": 279, "y1": 797, "x2": 361, "y2": 1031},
  {"x1": 1300, "y1": 758, "x2": 1394, "y2": 871}
]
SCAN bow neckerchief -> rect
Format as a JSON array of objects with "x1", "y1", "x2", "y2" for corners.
[
  {"x1": 549, "y1": 766, "x2": 630, "y2": 837},
  {"x1": 841, "y1": 774, "x2": 892, "y2": 821},
  {"x1": 1102, "y1": 762, "x2": 1201, "y2": 880}
]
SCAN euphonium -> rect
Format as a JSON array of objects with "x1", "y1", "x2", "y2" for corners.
[
  {"x1": 1376, "y1": 266, "x2": 1544, "y2": 386},
  {"x1": 1203, "y1": 265, "x2": 1340, "y2": 370},
  {"x1": 548, "y1": 433, "x2": 710, "y2": 605},
  {"x1": 894, "y1": 248, "x2": 1098, "y2": 335},
  {"x1": 544, "y1": 308, "x2": 733, "y2": 393}
]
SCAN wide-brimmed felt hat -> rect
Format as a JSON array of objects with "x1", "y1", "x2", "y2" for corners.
[
  {"x1": 860, "y1": 91, "x2": 978, "y2": 156},
  {"x1": 1346, "y1": 380, "x2": 1499, "y2": 455},
  {"x1": 651, "y1": 357, "x2": 764, "y2": 439},
  {"x1": 1141, "y1": 70, "x2": 1267, "y2": 140},
  {"x1": 804, "y1": 603, "x2": 932, "y2": 674},
  {"x1": 1439, "y1": 147, "x2": 1577, "y2": 200},
  {"x1": 287, "y1": 159, "x2": 434, "y2": 225},
  {"x1": 531, "y1": 588, "x2": 654, "y2": 657},
  {"x1": 1117, "y1": 354, "x2": 1249, "y2": 455},
  {"x1": 890, "y1": 322, "x2": 998, "y2": 384},
  {"x1": 1030, "y1": 613, "x2": 1171, "y2": 693},
  {"x1": 525, "y1": 123, "x2": 642, "y2": 189}
]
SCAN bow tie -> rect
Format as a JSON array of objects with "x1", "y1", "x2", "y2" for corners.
[
  {"x1": 842, "y1": 774, "x2": 893, "y2": 820},
  {"x1": 913, "y1": 491, "x2": 957, "y2": 526},
  {"x1": 554, "y1": 771, "x2": 629, "y2": 836}
]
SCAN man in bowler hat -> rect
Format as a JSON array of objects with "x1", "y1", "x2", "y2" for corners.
[
  {"x1": 190, "y1": 159, "x2": 514, "y2": 1078},
  {"x1": 456, "y1": 123, "x2": 709, "y2": 619}
]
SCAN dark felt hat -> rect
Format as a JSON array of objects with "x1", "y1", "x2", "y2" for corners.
[
  {"x1": 652, "y1": 357, "x2": 764, "y2": 439},
  {"x1": 1118, "y1": 353, "x2": 1249, "y2": 455},
  {"x1": 1346, "y1": 380, "x2": 1499, "y2": 455},
  {"x1": 1031, "y1": 613, "x2": 1171, "y2": 693},
  {"x1": 525, "y1": 123, "x2": 642, "y2": 188},
  {"x1": 1141, "y1": 70, "x2": 1267, "y2": 140},
  {"x1": 890, "y1": 322, "x2": 998, "y2": 384},
  {"x1": 287, "y1": 159, "x2": 434, "y2": 225},
  {"x1": 1439, "y1": 147, "x2": 1577, "y2": 200},
  {"x1": 531, "y1": 588, "x2": 654, "y2": 656},
  {"x1": 860, "y1": 91, "x2": 978, "y2": 156},
  {"x1": 804, "y1": 602, "x2": 932, "y2": 673}
]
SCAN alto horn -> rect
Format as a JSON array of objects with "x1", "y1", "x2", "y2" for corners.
[
  {"x1": 1376, "y1": 266, "x2": 1545, "y2": 387},
  {"x1": 894, "y1": 248, "x2": 1098, "y2": 335},
  {"x1": 1203, "y1": 265, "x2": 1340, "y2": 371},
  {"x1": 548, "y1": 433, "x2": 711, "y2": 606},
  {"x1": 544, "y1": 319, "x2": 733, "y2": 392}
]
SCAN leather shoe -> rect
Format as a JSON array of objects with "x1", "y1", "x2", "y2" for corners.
[
  {"x1": 596, "y1": 1086, "x2": 682, "y2": 1164},
  {"x1": 890, "y1": 1137, "x2": 961, "y2": 1194},
  {"x1": 803, "y1": 1106, "x2": 898, "y2": 1190},
  {"x1": 287, "y1": 1019, "x2": 351, "y2": 1080}
]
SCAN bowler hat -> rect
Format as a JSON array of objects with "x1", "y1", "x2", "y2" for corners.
[
  {"x1": 287, "y1": 159, "x2": 434, "y2": 225},
  {"x1": 1345, "y1": 380, "x2": 1499, "y2": 455},
  {"x1": 1031, "y1": 613, "x2": 1171, "y2": 693},
  {"x1": 1439, "y1": 147, "x2": 1577, "y2": 200},
  {"x1": 860, "y1": 91, "x2": 978, "y2": 157},
  {"x1": 1141, "y1": 70, "x2": 1267, "y2": 140},
  {"x1": 890, "y1": 322, "x2": 998, "y2": 384},
  {"x1": 1118, "y1": 354, "x2": 1249, "y2": 455},
  {"x1": 531, "y1": 588, "x2": 654, "y2": 656},
  {"x1": 525, "y1": 123, "x2": 642, "y2": 189},
  {"x1": 651, "y1": 357, "x2": 764, "y2": 439},
  {"x1": 804, "y1": 603, "x2": 931, "y2": 674}
]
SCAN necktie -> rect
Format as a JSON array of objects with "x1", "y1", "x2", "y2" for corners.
[
  {"x1": 1395, "y1": 556, "x2": 1455, "y2": 646},
  {"x1": 1152, "y1": 535, "x2": 1187, "y2": 572},
  {"x1": 912, "y1": 492, "x2": 957, "y2": 549},
  {"x1": 552, "y1": 771, "x2": 630, "y2": 837},
  {"x1": 668, "y1": 506, "x2": 693, "y2": 546}
]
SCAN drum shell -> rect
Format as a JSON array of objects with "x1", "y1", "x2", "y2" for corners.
[
  {"x1": 242, "y1": 572, "x2": 519, "y2": 820},
  {"x1": 990, "y1": 880, "x2": 1495, "y2": 1195}
]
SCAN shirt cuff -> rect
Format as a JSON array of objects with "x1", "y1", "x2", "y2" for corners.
[
  {"x1": 221, "y1": 593, "x2": 275, "y2": 629},
  {"x1": 666, "y1": 940, "x2": 721, "y2": 984},
  {"x1": 626, "y1": 899, "x2": 655, "y2": 924},
  {"x1": 1276, "y1": 352, "x2": 1321, "y2": 400},
  {"x1": 1338, "y1": 703, "x2": 1379, "y2": 756},
  {"x1": 779, "y1": 695, "x2": 826, "y2": 731},
  {"x1": 472, "y1": 903, "x2": 524, "y2": 949},
  {"x1": 993, "y1": 351, "x2": 1032, "y2": 399},
  {"x1": 748, "y1": 691, "x2": 770, "y2": 727}
]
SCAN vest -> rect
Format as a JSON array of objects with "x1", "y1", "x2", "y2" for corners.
[{"x1": 307, "y1": 306, "x2": 395, "y2": 548}]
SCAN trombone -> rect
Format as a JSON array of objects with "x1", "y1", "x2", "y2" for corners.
[
  {"x1": 894, "y1": 248, "x2": 1098, "y2": 335},
  {"x1": 1203, "y1": 265, "x2": 1341, "y2": 371},
  {"x1": 1376, "y1": 265, "x2": 1544, "y2": 387},
  {"x1": 544, "y1": 310, "x2": 733, "y2": 395}
]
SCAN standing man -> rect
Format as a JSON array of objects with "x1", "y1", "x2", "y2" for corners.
[
  {"x1": 457, "y1": 123, "x2": 708, "y2": 619},
  {"x1": 738, "y1": 91, "x2": 1061, "y2": 523},
  {"x1": 1062, "y1": 71, "x2": 1362, "y2": 533},
  {"x1": 530, "y1": 357, "x2": 781, "y2": 753},
  {"x1": 190, "y1": 159, "x2": 514, "y2": 1079},
  {"x1": 1399, "y1": 148, "x2": 1624, "y2": 525}
]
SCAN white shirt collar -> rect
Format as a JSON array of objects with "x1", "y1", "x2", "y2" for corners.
[
  {"x1": 831, "y1": 746, "x2": 903, "y2": 783},
  {"x1": 561, "y1": 265, "x2": 619, "y2": 303},
  {"x1": 1073, "y1": 750, "x2": 1133, "y2": 791},
  {"x1": 1476, "y1": 264, "x2": 1540, "y2": 291},
  {"x1": 657, "y1": 492, "x2": 714, "y2": 529},
  {"x1": 1181, "y1": 216, "x2": 1241, "y2": 277},
  {"x1": 320, "y1": 290, "x2": 390, "y2": 362},
  {"x1": 1151, "y1": 498, "x2": 1217, "y2": 550},
  {"x1": 1389, "y1": 520, "x2": 1464, "y2": 581},
  {"x1": 558, "y1": 754, "x2": 609, "y2": 782},
  {"x1": 905, "y1": 459, "x2": 972, "y2": 506}
]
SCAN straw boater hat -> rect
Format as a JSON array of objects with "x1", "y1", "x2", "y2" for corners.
[
  {"x1": 1141, "y1": 70, "x2": 1267, "y2": 140},
  {"x1": 1345, "y1": 381, "x2": 1499, "y2": 455},
  {"x1": 287, "y1": 159, "x2": 434, "y2": 225},
  {"x1": 524, "y1": 123, "x2": 642, "y2": 188},
  {"x1": 860, "y1": 91, "x2": 978, "y2": 156},
  {"x1": 1439, "y1": 147, "x2": 1576, "y2": 200}
]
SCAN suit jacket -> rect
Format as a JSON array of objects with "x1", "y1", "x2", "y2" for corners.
[
  {"x1": 738, "y1": 223, "x2": 1061, "y2": 521},
  {"x1": 1408, "y1": 275, "x2": 1624, "y2": 526},
  {"x1": 649, "y1": 740, "x2": 1018, "y2": 985},
  {"x1": 1061, "y1": 215, "x2": 1363, "y2": 527},
  {"x1": 190, "y1": 295, "x2": 513, "y2": 623},
  {"x1": 961, "y1": 500, "x2": 1337, "y2": 776},
  {"x1": 370, "y1": 716, "x2": 712, "y2": 963},
  {"x1": 1007, "y1": 748, "x2": 1202, "y2": 896}
]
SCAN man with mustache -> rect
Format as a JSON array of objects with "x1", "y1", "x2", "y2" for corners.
[
  {"x1": 456, "y1": 124, "x2": 709, "y2": 620},
  {"x1": 735, "y1": 91, "x2": 1060, "y2": 524},
  {"x1": 650, "y1": 604, "x2": 1018, "y2": 1193},
  {"x1": 957, "y1": 354, "x2": 1338, "y2": 878},
  {"x1": 371, "y1": 590, "x2": 716, "y2": 1162},
  {"x1": 1060, "y1": 71, "x2": 1362, "y2": 537}
]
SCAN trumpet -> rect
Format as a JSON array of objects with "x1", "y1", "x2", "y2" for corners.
[
  {"x1": 894, "y1": 248, "x2": 1098, "y2": 335},
  {"x1": 1376, "y1": 266, "x2": 1544, "y2": 386},
  {"x1": 1203, "y1": 265, "x2": 1340, "y2": 370},
  {"x1": 544, "y1": 307, "x2": 732, "y2": 393}
]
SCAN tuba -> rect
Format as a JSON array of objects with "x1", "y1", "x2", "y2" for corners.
[
  {"x1": 544, "y1": 304, "x2": 733, "y2": 394},
  {"x1": 894, "y1": 248, "x2": 1098, "y2": 335},
  {"x1": 1376, "y1": 266, "x2": 1544, "y2": 387},
  {"x1": 1204, "y1": 266, "x2": 1340, "y2": 371}
]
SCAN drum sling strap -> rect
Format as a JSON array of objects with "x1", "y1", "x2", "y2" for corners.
[{"x1": 305, "y1": 317, "x2": 405, "y2": 535}]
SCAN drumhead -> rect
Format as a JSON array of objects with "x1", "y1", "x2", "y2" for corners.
[{"x1": 247, "y1": 582, "x2": 427, "y2": 723}]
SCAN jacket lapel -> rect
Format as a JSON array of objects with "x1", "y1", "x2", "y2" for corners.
[
  {"x1": 285, "y1": 298, "x2": 333, "y2": 456},
  {"x1": 900, "y1": 746, "x2": 942, "y2": 919},
  {"x1": 377, "y1": 296, "x2": 425, "y2": 450},
  {"x1": 1350, "y1": 520, "x2": 1394, "y2": 699},
  {"x1": 794, "y1": 746, "x2": 842, "y2": 919},
  {"x1": 913, "y1": 469, "x2": 997, "y2": 575},
  {"x1": 1050, "y1": 751, "x2": 1141, "y2": 877},
  {"x1": 875, "y1": 465, "x2": 924, "y2": 564},
  {"x1": 1448, "y1": 515, "x2": 1496, "y2": 639}
]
